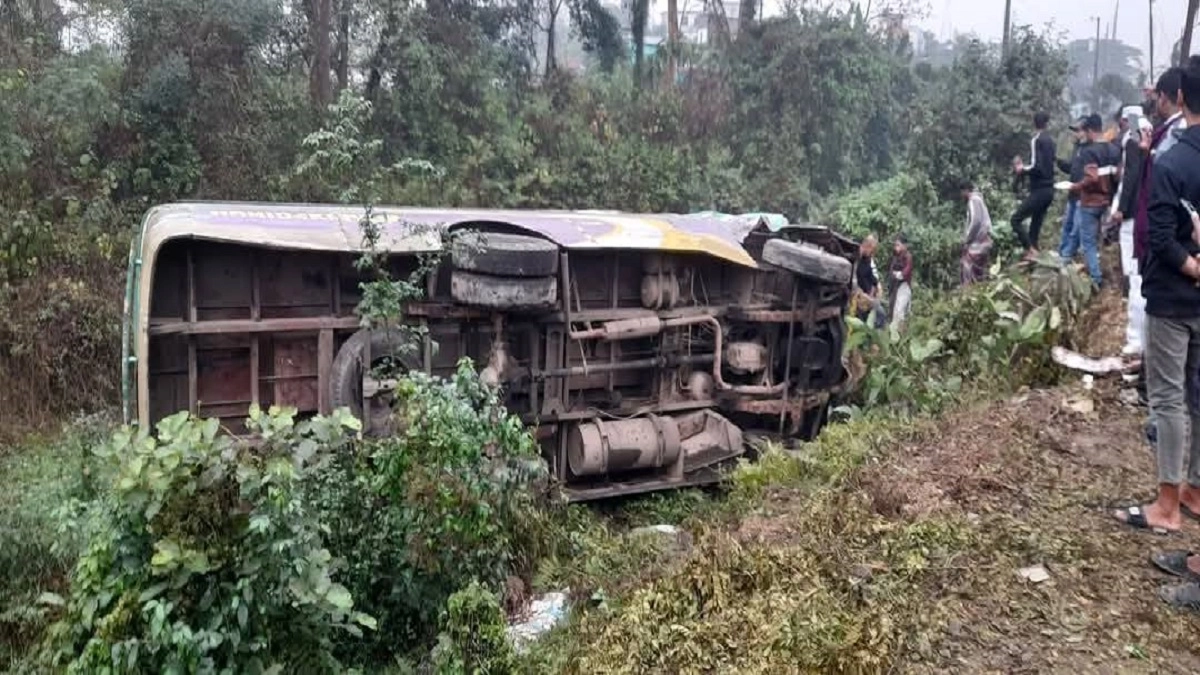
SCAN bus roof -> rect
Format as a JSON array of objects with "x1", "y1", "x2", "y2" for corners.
[{"x1": 136, "y1": 201, "x2": 796, "y2": 268}]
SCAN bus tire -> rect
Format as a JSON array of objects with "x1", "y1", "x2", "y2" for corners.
[
  {"x1": 450, "y1": 271, "x2": 557, "y2": 310},
  {"x1": 450, "y1": 231, "x2": 559, "y2": 277},
  {"x1": 329, "y1": 327, "x2": 421, "y2": 424},
  {"x1": 762, "y1": 238, "x2": 852, "y2": 285}
]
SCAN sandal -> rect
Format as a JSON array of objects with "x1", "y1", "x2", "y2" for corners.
[
  {"x1": 1159, "y1": 582, "x2": 1200, "y2": 612},
  {"x1": 1151, "y1": 550, "x2": 1200, "y2": 582},
  {"x1": 1183, "y1": 504, "x2": 1200, "y2": 523},
  {"x1": 1113, "y1": 505, "x2": 1177, "y2": 535}
]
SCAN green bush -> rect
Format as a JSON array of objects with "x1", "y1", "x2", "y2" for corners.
[
  {"x1": 845, "y1": 254, "x2": 1093, "y2": 414},
  {"x1": 431, "y1": 581, "x2": 517, "y2": 675},
  {"x1": 309, "y1": 359, "x2": 551, "y2": 665},
  {"x1": 0, "y1": 414, "x2": 111, "y2": 668},
  {"x1": 43, "y1": 407, "x2": 372, "y2": 674}
]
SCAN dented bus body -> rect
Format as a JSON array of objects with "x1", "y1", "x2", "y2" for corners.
[{"x1": 122, "y1": 203, "x2": 857, "y2": 500}]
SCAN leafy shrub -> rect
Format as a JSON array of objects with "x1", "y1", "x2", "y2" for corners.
[
  {"x1": 0, "y1": 413, "x2": 112, "y2": 667},
  {"x1": 310, "y1": 359, "x2": 550, "y2": 664},
  {"x1": 44, "y1": 407, "x2": 372, "y2": 674},
  {"x1": 825, "y1": 173, "x2": 958, "y2": 288},
  {"x1": 431, "y1": 581, "x2": 517, "y2": 675},
  {"x1": 846, "y1": 255, "x2": 1093, "y2": 414}
]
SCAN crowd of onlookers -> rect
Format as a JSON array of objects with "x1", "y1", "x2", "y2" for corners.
[{"x1": 850, "y1": 56, "x2": 1200, "y2": 612}]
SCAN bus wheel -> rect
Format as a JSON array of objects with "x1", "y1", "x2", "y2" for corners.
[{"x1": 329, "y1": 327, "x2": 422, "y2": 434}]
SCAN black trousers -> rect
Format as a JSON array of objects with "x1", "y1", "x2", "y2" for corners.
[{"x1": 1010, "y1": 187, "x2": 1055, "y2": 251}]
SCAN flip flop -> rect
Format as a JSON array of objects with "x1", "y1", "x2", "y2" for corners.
[
  {"x1": 1159, "y1": 582, "x2": 1200, "y2": 612},
  {"x1": 1183, "y1": 504, "x2": 1200, "y2": 523},
  {"x1": 1151, "y1": 550, "x2": 1200, "y2": 582},
  {"x1": 1113, "y1": 505, "x2": 1177, "y2": 535}
]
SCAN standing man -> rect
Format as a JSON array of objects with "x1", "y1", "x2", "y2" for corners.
[
  {"x1": 959, "y1": 181, "x2": 993, "y2": 286},
  {"x1": 1065, "y1": 114, "x2": 1116, "y2": 289},
  {"x1": 853, "y1": 235, "x2": 887, "y2": 329},
  {"x1": 888, "y1": 233, "x2": 913, "y2": 331},
  {"x1": 1131, "y1": 68, "x2": 1190, "y2": 441},
  {"x1": 1135, "y1": 67, "x2": 1190, "y2": 271},
  {"x1": 1114, "y1": 66, "x2": 1200, "y2": 537},
  {"x1": 1108, "y1": 108, "x2": 1129, "y2": 149},
  {"x1": 1057, "y1": 120, "x2": 1087, "y2": 261},
  {"x1": 1111, "y1": 106, "x2": 1153, "y2": 356},
  {"x1": 1011, "y1": 112, "x2": 1057, "y2": 260}
]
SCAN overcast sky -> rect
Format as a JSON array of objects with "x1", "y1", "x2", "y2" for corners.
[{"x1": 917, "y1": 0, "x2": 1189, "y2": 60}]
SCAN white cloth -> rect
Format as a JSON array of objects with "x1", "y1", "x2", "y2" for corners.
[
  {"x1": 964, "y1": 191, "x2": 993, "y2": 255},
  {"x1": 1119, "y1": 218, "x2": 1145, "y2": 355},
  {"x1": 891, "y1": 282, "x2": 912, "y2": 328}
]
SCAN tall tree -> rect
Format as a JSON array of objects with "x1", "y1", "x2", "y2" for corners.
[
  {"x1": 544, "y1": 0, "x2": 563, "y2": 77},
  {"x1": 310, "y1": 0, "x2": 333, "y2": 107},
  {"x1": 1183, "y1": 0, "x2": 1199, "y2": 65},
  {"x1": 630, "y1": 0, "x2": 648, "y2": 88},
  {"x1": 739, "y1": 0, "x2": 757, "y2": 37},
  {"x1": 335, "y1": 0, "x2": 350, "y2": 93},
  {"x1": 568, "y1": 0, "x2": 623, "y2": 72},
  {"x1": 0, "y1": 0, "x2": 65, "y2": 64},
  {"x1": 664, "y1": 0, "x2": 678, "y2": 85}
]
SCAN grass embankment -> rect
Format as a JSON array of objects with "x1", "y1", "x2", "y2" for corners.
[{"x1": 523, "y1": 285, "x2": 1200, "y2": 674}]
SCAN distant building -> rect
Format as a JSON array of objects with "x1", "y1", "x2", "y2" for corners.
[
  {"x1": 877, "y1": 10, "x2": 907, "y2": 43},
  {"x1": 665, "y1": 2, "x2": 739, "y2": 45}
]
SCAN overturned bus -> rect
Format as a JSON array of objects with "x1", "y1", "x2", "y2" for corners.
[{"x1": 122, "y1": 203, "x2": 857, "y2": 500}]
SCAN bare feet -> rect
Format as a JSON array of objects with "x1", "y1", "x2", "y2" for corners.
[{"x1": 1180, "y1": 485, "x2": 1200, "y2": 516}]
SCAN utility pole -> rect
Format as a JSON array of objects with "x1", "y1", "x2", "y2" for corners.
[
  {"x1": 1093, "y1": 16, "x2": 1102, "y2": 112},
  {"x1": 1002, "y1": 0, "x2": 1012, "y2": 59},
  {"x1": 1150, "y1": 0, "x2": 1156, "y2": 81},
  {"x1": 1183, "y1": 0, "x2": 1199, "y2": 65}
]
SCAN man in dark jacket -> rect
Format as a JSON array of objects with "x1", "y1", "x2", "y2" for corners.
[
  {"x1": 852, "y1": 235, "x2": 886, "y2": 328},
  {"x1": 1011, "y1": 112, "x2": 1057, "y2": 259},
  {"x1": 1065, "y1": 114, "x2": 1119, "y2": 287},
  {"x1": 1134, "y1": 67, "x2": 1189, "y2": 268},
  {"x1": 1114, "y1": 66, "x2": 1200, "y2": 539}
]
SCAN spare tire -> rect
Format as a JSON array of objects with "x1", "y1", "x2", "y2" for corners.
[
  {"x1": 762, "y1": 239, "x2": 852, "y2": 285},
  {"x1": 329, "y1": 327, "x2": 422, "y2": 429},
  {"x1": 451, "y1": 271, "x2": 557, "y2": 310},
  {"x1": 451, "y1": 231, "x2": 559, "y2": 277}
]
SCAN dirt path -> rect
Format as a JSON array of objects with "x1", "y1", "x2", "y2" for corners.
[{"x1": 872, "y1": 291, "x2": 1200, "y2": 673}]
